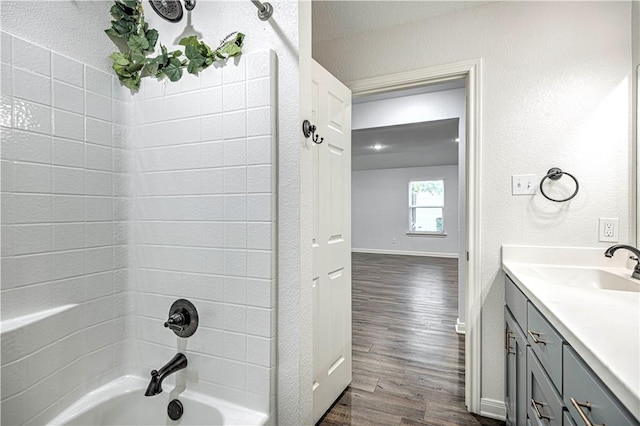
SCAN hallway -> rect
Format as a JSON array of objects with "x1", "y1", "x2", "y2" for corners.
[{"x1": 318, "y1": 253, "x2": 504, "y2": 426}]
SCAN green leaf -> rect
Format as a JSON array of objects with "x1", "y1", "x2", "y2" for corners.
[
  {"x1": 178, "y1": 36, "x2": 200, "y2": 47},
  {"x1": 163, "y1": 57, "x2": 183, "y2": 82},
  {"x1": 218, "y1": 33, "x2": 244, "y2": 58},
  {"x1": 104, "y1": 28, "x2": 120, "y2": 38},
  {"x1": 145, "y1": 29, "x2": 159, "y2": 51},
  {"x1": 127, "y1": 34, "x2": 149, "y2": 52}
]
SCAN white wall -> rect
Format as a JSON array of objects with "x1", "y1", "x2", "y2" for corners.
[
  {"x1": 1, "y1": 32, "x2": 131, "y2": 425},
  {"x1": 352, "y1": 166, "x2": 459, "y2": 256},
  {"x1": 314, "y1": 1, "x2": 633, "y2": 410}
]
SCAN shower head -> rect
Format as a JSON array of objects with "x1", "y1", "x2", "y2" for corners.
[{"x1": 148, "y1": 0, "x2": 196, "y2": 23}]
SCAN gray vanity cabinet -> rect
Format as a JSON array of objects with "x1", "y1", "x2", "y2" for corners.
[
  {"x1": 505, "y1": 308, "x2": 528, "y2": 426},
  {"x1": 505, "y1": 277, "x2": 530, "y2": 426}
]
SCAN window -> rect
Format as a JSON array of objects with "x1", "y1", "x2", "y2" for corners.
[{"x1": 409, "y1": 180, "x2": 445, "y2": 234}]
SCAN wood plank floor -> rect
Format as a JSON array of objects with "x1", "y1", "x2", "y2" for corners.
[{"x1": 318, "y1": 253, "x2": 504, "y2": 426}]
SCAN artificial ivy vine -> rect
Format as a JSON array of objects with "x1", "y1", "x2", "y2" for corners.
[{"x1": 105, "y1": 0, "x2": 244, "y2": 91}]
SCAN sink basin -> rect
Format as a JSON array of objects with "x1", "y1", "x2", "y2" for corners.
[{"x1": 519, "y1": 265, "x2": 640, "y2": 293}]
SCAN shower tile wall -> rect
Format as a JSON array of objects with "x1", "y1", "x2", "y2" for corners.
[
  {"x1": 0, "y1": 32, "x2": 132, "y2": 425},
  {"x1": 131, "y1": 50, "x2": 277, "y2": 414}
]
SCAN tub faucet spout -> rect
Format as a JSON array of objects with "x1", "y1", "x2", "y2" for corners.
[
  {"x1": 144, "y1": 353, "x2": 187, "y2": 397},
  {"x1": 604, "y1": 244, "x2": 640, "y2": 280}
]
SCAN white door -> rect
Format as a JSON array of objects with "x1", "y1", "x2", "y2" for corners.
[{"x1": 311, "y1": 60, "x2": 352, "y2": 423}]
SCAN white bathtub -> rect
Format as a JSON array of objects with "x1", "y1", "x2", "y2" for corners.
[{"x1": 47, "y1": 376, "x2": 269, "y2": 426}]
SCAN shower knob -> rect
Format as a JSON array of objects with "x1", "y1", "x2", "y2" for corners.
[{"x1": 164, "y1": 299, "x2": 198, "y2": 338}]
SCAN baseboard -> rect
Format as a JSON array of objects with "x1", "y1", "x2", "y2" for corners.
[
  {"x1": 455, "y1": 318, "x2": 466, "y2": 335},
  {"x1": 351, "y1": 248, "x2": 458, "y2": 259},
  {"x1": 480, "y1": 398, "x2": 506, "y2": 421}
]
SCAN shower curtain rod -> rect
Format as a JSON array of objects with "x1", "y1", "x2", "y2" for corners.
[{"x1": 250, "y1": 0, "x2": 273, "y2": 21}]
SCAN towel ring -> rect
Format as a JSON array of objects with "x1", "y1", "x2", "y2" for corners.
[{"x1": 539, "y1": 167, "x2": 579, "y2": 202}]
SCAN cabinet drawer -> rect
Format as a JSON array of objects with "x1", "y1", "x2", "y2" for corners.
[
  {"x1": 505, "y1": 275, "x2": 527, "y2": 331},
  {"x1": 527, "y1": 302, "x2": 564, "y2": 392},
  {"x1": 563, "y1": 346, "x2": 638, "y2": 425},
  {"x1": 527, "y1": 347, "x2": 564, "y2": 426}
]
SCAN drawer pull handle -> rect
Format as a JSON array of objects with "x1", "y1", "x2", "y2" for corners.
[
  {"x1": 528, "y1": 330, "x2": 547, "y2": 345},
  {"x1": 570, "y1": 397, "x2": 605, "y2": 426},
  {"x1": 505, "y1": 331, "x2": 515, "y2": 354},
  {"x1": 531, "y1": 399, "x2": 551, "y2": 421}
]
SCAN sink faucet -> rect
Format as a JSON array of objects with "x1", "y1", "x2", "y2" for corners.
[
  {"x1": 604, "y1": 244, "x2": 640, "y2": 280},
  {"x1": 144, "y1": 353, "x2": 188, "y2": 396}
]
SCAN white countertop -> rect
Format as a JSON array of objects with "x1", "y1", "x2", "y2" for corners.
[{"x1": 502, "y1": 245, "x2": 640, "y2": 421}]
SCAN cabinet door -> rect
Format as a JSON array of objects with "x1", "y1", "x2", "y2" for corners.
[
  {"x1": 527, "y1": 348, "x2": 564, "y2": 426},
  {"x1": 505, "y1": 308, "x2": 528, "y2": 426}
]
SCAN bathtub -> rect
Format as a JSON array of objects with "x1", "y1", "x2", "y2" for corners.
[{"x1": 47, "y1": 376, "x2": 269, "y2": 426}]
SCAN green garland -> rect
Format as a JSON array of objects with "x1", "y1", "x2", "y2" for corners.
[{"x1": 105, "y1": 0, "x2": 244, "y2": 91}]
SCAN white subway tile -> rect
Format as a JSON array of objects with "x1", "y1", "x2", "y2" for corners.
[
  {"x1": 1, "y1": 159, "x2": 13, "y2": 193},
  {"x1": 52, "y1": 166, "x2": 84, "y2": 195},
  {"x1": 247, "y1": 107, "x2": 271, "y2": 137},
  {"x1": 13, "y1": 99, "x2": 51, "y2": 135},
  {"x1": 53, "y1": 109, "x2": 84, "y2": 141},
  {"x1": 13, "y1": 69, "x2": 51, "y2": 105},
  {"x1": 188, "y1": 327, "x2": 224, "y2": 357},
  {"x1": 201, "y1": 141, "x2": 224, "y2": 168},
  {"x1": 85, "y1": 144, "x2": 112, "y2": 171},
  {"x1": 223, "y1": 303, "x2": 246, "y2": 334},
  {"x1": 12, "y1": 224, "x2": 52, "y2": 255},
  {"x1": 201, "y1": 222, "x2": 224, "y2": 248},
  {"x1": 222, "y1": 59, "x2": 246, "y2": 85},
  {"x1": 11, "y1": 194, "x2": 51, "y2": 224},
  {"x1": 13, "y1": 162, "x2": 51, "y2": 193},
  {"x1": 12, "y1": 130, "x2": 52, "y2": 164},
  {"x1": 13, "y1": 37, "x2": 50, "y2": 76},
  {"x1": 52, "y1": 195, "x2": 83, "y2": 222},
  {"x1": 247, "y1": 165, "x2": 272, "y2": 193},
  {"x1": 1, "y1": 63, "x2": 12, "y2": 95},
  {"x1": 224, "y1": 138, "x2": 246, "y2": 167},
  {"x1": 85, "y1": 271, "x2": 114, "y2": 301},
  {"x1": 1, "y1": 224, "x2": 13, "y2": 256},
  {"x1": 247, "y1": 223, "x2": 272, "y2": 250},
  {"x1": 201, "y1": 196, "x2": 224, "y2": 221},
  {"x1": 246, "y1": 51, "x2": 272, "y2": 80},
  {"x1": 224, "y1": 167, "x2": 246, "y2": 194},
  {"x1": 12, "y1": 252, "x2": 52, "y2": 287},
  {"x1": 52, "y1": 249, "x2": 84, "y2": 280},
  {"x1": 52, "y1": 53, "x2": 83, "y2": 87},
  {"x1": 247, "y1": 307, "x2": 272, "y2": 337},
  {"x1": 246, "y1": 364, "x2": 270, "y2": 395},
  {"x1": 86, "y1": 118, "x2": 113, "y2": 147},
  {"x1": 224, "y1": 276, "x2": 246, "y2": 305},
  {"x1": 85, "y1": 247, "x2": 113, "y2": 275},
  {"x1": 53, "y1": 223, "x2": 85, "y2": 251},
  {"x1": 52, "y1": 137, "x2": 83, "y2": 167},
  {"x1": 195, "y1": 300, "x2": 224, "y2": 329},
  {"x1": 223, "y1": 82, "x2": 246, "y2": 112},
  {"x1": 140, "y1": 117, "x2": 200, "y2": 148},
  {"x1": 1, "y1": 94, "x2": 12, "y2": 127},
  {"x1": 202, "y1": 114, "x2": 223, "y2": 142},
  {"x1": 0, "y1": 389, "x2": 27, "y2": 426},
  {"x1": 85, "y1": 222, "x2": 113, "y2": 248},
  {"x1": 201, "y1": 274, "x2": 225, "y2": 303},
  {"x1": 86, "y1": 92, "x2": 112, "y2": 121},
  {"x1": 1, "y1": 359, "x2": 29, "y2": 399},
  {"x1": 85, "y1": 197, "x2": 112, "y2": 221},
  {"x1": 222, "y1": 111, "x2": 246, "y2": 140},
  {"x1": 1, "y1": 32, "x2": 12, "y2": 64},
  {"x1": 224, "y1": 222, "x2": 247, "y2": 249},
  {"x1": 53, "y1": 81, "x2": 84, "y2": 114},
  {"x1": 247, "y1": 78, "x2": 271, "y2": 108},
  {"x1": 224, "y1": 195, "x2": 246, "y2": 221},
  {"x1": 246, "y1": 279, "x2": 272, "y2": 308},
  {"x1": 247, "y1": 194, "x2": 272, "y2": 222},
  {"x1": 246, "y1": 336, "x2": 271, "y2": 367},
  {"x1": 200, "y1": 65, "x2": 222, "y2": 88},
  {"x1": 137, "y1": 144, "x2": 201, "y2": 172},
  {"x1": 202, "y1": 168, "x2": 224, "y2": 194},
  {"x1": 201, "y1": 87, "x2": 222, "y2": 115},
  {"x1": 85, "y1": 66, "x2": 112, "y2": 97},
  {"x1": 247, "y1": 250, "x2": 272, "y2": 279},
  {"x1": 224, "y1": 250, "x2": 246, "y2": 277},
  {"x1": 202, "y1": 248, "x2": 224, "y2": 275},
  {"x1": 223, "y1": 332, "x2": 246, "y2": 361},
  {"x1": 85, "y1": 170, "x2": 112, "y2": 196}
]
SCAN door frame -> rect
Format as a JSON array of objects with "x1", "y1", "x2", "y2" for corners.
[{"x1": 347, "y1": 58, "x2": 483, "y2": 414}]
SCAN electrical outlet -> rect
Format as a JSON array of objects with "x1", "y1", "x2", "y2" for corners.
[
  {"x1": 599, "y1": 218, "x2": 619, "y2": 242},
  {"x1": 512, "y1": 174, "x2": 538, "y2": 195}
]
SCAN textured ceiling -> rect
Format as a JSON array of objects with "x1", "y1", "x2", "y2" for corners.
[
  {"x1": 352, "y1": 118, "x2": 459, "y2": 170},
  {"x1": 312, "y1": 1, "x2": 489, "y2": 43}
]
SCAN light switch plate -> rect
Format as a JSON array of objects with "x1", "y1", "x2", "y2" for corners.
[{"x1": 512, "y1": 174, "x2": 538, "y2": 195}]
